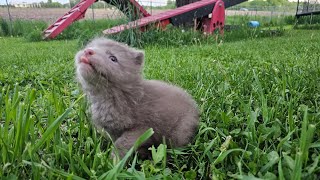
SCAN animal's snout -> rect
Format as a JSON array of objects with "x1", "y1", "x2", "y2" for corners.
[
  {"x1": 79, "y1": 48, "x2": 94, "y2": 64},
  {"x1": 84, "y1": 48, "x2": 95, "y2": 56}
]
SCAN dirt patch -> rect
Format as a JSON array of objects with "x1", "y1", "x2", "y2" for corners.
[
  {"x1": 0, "y1": 7, "x2": 166, "y2": 23},
  {"x1": 0, "y1": 7, "x2": 294, "y2": 24}
]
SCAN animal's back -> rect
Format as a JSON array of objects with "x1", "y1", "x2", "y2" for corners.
[{"x1": 138, "y1": 80, "x2": 199, "y2": 146}]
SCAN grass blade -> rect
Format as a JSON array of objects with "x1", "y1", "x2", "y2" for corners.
[
  {"x1": 99, "y1": 128, "x2": 154, "y2": 180},
  {"x1": 32, "y1": 107, "x2": 72, "y2": 153}
]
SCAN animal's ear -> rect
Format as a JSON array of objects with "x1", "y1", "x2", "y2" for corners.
[{"x1": 134, "y1": 50, "x2": 144, "y2": 65}]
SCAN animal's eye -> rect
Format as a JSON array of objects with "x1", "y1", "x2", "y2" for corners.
[{"x1": 109, "y1": 56, "x2": 118, "y2": 62}]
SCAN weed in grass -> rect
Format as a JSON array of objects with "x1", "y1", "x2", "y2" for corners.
[
  {"x1": 0, "y1": 17, "x2": 10, "y2": 36},
  {"x1": 57, "y1": 19, "x2": 125, "y2": 41},
  {"x1": 292, "y1": 15, "x2": 320, "y2": 30},
  {"x1": 25, "y1": 30, "x2": 43, "y2": 42},
  {"x1": 0, "y1": 18, "x2": 47, "y2": 39}
]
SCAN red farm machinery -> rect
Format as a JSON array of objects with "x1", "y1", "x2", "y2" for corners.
[{"x1": 43, "y1": 0, "x2": 247, "y2": 39}]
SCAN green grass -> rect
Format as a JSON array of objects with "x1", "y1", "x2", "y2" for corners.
[
  {"x1": 0, "y1": 15, "x2": 291, "y2": 45},
  {"x1": 0, "y1": 18, "x2": 47, "y2": 37},
  {"x1": 225, "y1": 14, "x2": 290, "y2": 27},
  {"x1": 0, "y1": 18, "x2": 124, "y2": 42},
  {"x1": 0, "y1": 29, "x2": 319, "y2": 179}
]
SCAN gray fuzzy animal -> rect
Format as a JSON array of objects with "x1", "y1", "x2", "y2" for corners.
[{"x1": 75, "y1": 38, "x2": 199, "y2": 158}]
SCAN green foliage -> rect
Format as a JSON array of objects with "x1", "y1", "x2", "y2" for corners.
[
  {"x1": 284, "y1": 16, "x2": 296, "y2": 25},
  {"x1": 56, "y1": 19, "x2": 124, "y2": 40},
  {"x1": 236, "y1": 0, "x2": 297, "y2": 7},
  {"x1": 226, "y1": 14, "x2": 289, "y2": 27},
  {"x1": 0, "y1": 15, "x2": 291, "y2": 45},
  {"x1": 283, "y1": 15, "x2": 320, "y2": 30},
  {"x1": 107, "y1": 25, "x2": 217, "y2": 48},
  {"x1": 0, "y1": 18, "x2": 122, "y2": 42},
  {"x1": 145, "y1": 0, "x2": 176, "y2": 10},
  {"x1": 100, "y1": 14, "x2": 288, "y2": 48},
  {"x1": 295, "y1": 23, "x2": 320, "y2": 30},
  {"x1": 39, "y1": 0, "x2": 64, "y2": 8},
  {"x1": 0, "y1": 17, "x2": 10, "y2": 36},
  {"x1": 103, "y1": 24, "x2": 285, "y2": 49},
  {"x1": 69, "y1": 0, "x2": 81, "y2": 7},
  {"x1": 25, "y1": 30, "x2": 43, "y2": 42},
  {"x1": 0, "y1": 28, "x2": 319, "y2": 179},
  {"x1": 76, "y1": 29, "x2": 101, "y2": 48},
  {"x1": 296, "y1": 15, "x2": 320, "y2": 24},
  {"x1": 0, "y1": 18, "x2": 47, "y2": 38},
  {"x1": 294, "y1": 15, "x2": 320, "y2": 30},
  {"x1": 91, "y1": 1, "x2": 114, "y2": 9}
]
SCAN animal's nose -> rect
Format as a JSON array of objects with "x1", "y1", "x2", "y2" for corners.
[{"x1": 84, "y1": 49, "x2": 95, "y2": 56}]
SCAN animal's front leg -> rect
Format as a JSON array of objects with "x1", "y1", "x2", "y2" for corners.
[{"x1": 114, "y1": 128, "x2": 151, "y2": 158}]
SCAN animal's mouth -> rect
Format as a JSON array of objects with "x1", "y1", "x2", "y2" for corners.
[
  {"x1": 79, "y1": 55, "x2": 108, "y2": 79},
  {"x1": 80, "y1": 56, "x2": 91, "y2": 65}
]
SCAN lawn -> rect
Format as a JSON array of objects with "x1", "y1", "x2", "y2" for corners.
[{"x1": 0, "y1": 29, "x2": 319, "y2": 179}]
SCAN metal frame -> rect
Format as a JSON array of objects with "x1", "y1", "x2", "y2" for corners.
[
  {"x1": 104, "y1": 0, "x2": 225, "y2": 35},
  {"x1": 43, "y1": 0, "x2": 150, "y2": 39},
  {"x1": 43, "y1": 0, "x2": 96, "y2": 39},
  {"x1": 296, "y1": 0, "x2": 320, "y2": 18},
  {"x1": 43, "y1": 0, "x2": 246, "y2": 39},
  {"x1": 201, "y1": 0, "x2": 225, "y2": 35}
]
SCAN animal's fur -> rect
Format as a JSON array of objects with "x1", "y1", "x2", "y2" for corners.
[{"x1": 75, "y1": 38, "x2": 199, "y2": 157}]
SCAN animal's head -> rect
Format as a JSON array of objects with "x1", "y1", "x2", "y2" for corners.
[{"x1": 75, "y1": 38, "x2": 144, "y2": 87}]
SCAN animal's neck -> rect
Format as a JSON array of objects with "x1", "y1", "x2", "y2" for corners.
[
  {"x1": 87, "y1": 81, "x2": 144, "y2": 105},
  {"x1": 85, "y1": 81, "x2": 144, "y2": 139}
]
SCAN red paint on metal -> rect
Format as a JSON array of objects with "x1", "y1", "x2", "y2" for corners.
[
  {"x1": 202, "y1": 0, "x2": 225, "y2": 35},
  {"x1": 43, "y1": 0, "x2": 96, "y2": 39},
  {"x1": 157, "y1": 19, "x2": 170, "y2": 30},
  {"x1": 103, "y1": 0, "x2": 222, "y2": 35},
  {"x1": 129, "y1": 0, "x2": 151, "y2": 17},
  {"x1": 43, "y1": 0, "x2": 151, "y2": 39},
  {"x1": 44, "y1": 0, "x2": 225, "y2": 39}
]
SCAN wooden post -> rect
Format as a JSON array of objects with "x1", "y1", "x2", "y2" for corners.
[{"x1": 5, "y1": 0, "x2": 13, "y2": 35}]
